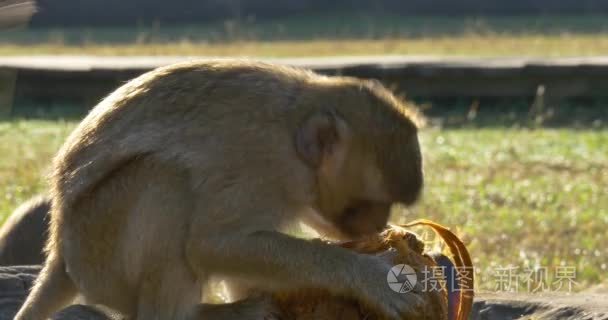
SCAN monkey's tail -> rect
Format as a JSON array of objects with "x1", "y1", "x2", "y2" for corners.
[{"x1": 13, "y1": 252, "x2": 77, "y2": 320}]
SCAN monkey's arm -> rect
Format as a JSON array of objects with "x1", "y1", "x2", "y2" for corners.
[
  {"x1": 192, "y1": 230, "x2": 365, "y2": 293},
  {"x1": 188, "y1": 229, "x2": 422, "y2": 319}
]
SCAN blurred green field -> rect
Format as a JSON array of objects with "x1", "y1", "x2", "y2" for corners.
[
  {"x1": 3, "y1": 14, "x2": 608, "y2": 56},
  {"x1": 3, "y1": 35, "x2": 608, "y2": 57},
  {"x1": 1, "y1": 119, "x2": 606, "y2": 291}
]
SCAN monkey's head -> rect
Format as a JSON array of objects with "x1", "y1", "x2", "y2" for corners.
[{"x1": 295, "y1": 79, "x2": 423, "y2": 240}]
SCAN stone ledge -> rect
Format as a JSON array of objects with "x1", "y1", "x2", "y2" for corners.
[
  {"x1": 2, "y1": 56, "x2": 608, "y2": 113},
  {"x1": 2, "y1": 56, "x2": 608, "y2": 72},
  {"x1": 0, "y1": 265, "x2": 606, "y2": 320},
  {"x1": 0, "y1": 266, "x2": 113, "y2": 320}
]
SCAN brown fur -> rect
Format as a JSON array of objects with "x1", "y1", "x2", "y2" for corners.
[
  {"x1": 0, "y1": 195, "x2": 50, "y2": 266},
  {"x1": 14, "y1": 60, "x2": 423, "y2": 320}
]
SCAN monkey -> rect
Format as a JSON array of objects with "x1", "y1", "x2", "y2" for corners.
[
  {"x1": 14, "y1": 60, "x2": 424, "y2": 320},
  {"x1": 0, "y1": 195, "x2": 50, "y2": 266}
]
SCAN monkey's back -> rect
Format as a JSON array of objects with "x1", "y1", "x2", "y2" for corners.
[
  {"x1": 51, "y1": 60, "x2": 325, "y2": 216},
  {"x1": 46, "y1": 60, "x2": 338, "y2": 313}
]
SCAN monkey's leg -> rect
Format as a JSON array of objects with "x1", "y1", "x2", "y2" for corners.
[
  {"x1": 134, "y1": 266, "x2": 278, "y2": 320},
  {"x1": 14, "y1": 254, "x2": 78, "y2": 320},
  {"x1": 134, "y1": 262, "x2": 202, "y2": 320}
]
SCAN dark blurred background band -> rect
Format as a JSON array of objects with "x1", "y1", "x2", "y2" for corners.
[{"x1": 7, "y1": 0, "x2": 608, "y2": 28}]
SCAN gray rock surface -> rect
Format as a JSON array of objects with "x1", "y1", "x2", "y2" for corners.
[
  {"x1": 0, "y1": 265, "x2": 40, "y2": 319},
  {"x1": 0, "y1": 266, "x2": 113, "y2": 320},
  {"x1": 0, "y1": 265, "x2": 606, "y2": 319},
  {"x1": 50, "y1": 305, "x2": 113, "y2": 320},
  {"x1": 3, "y1": 56, "x2": 608, "y2": 112},
  {"x1": 473, "y1": 292, "x2": 608, "y2": 320}
]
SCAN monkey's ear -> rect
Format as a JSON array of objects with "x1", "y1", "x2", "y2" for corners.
[{"x1": 295, "y1": 110, "x2": 347, "y2": 167}]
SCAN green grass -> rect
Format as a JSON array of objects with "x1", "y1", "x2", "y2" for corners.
[
  {"x1": 6, "y1": 14, "x2": 608, "y2": 43},
  {"x1": 2, "y1": 14, "x2": 608, "y2": 56},
  {"x1": 0, "y1": 120, "x2": 73, "y2": 214},
  {"x1": 3, "y1": 34, "x2": 608, "y2": 57},
  {"x1": 409, "y1": 129, "x2": 608, "y2": 292},
  {"x1": 1, "y1": 118, "x2": 606, "y2": 291}
]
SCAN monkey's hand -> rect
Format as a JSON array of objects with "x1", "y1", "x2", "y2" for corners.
[{"x1": 352, "y1": 255, "x2": 425, "y2": 319}]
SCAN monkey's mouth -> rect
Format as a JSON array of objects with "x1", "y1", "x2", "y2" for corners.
[{"x1": 334, "y1": 202, "x2": 390, "y2": 238}]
